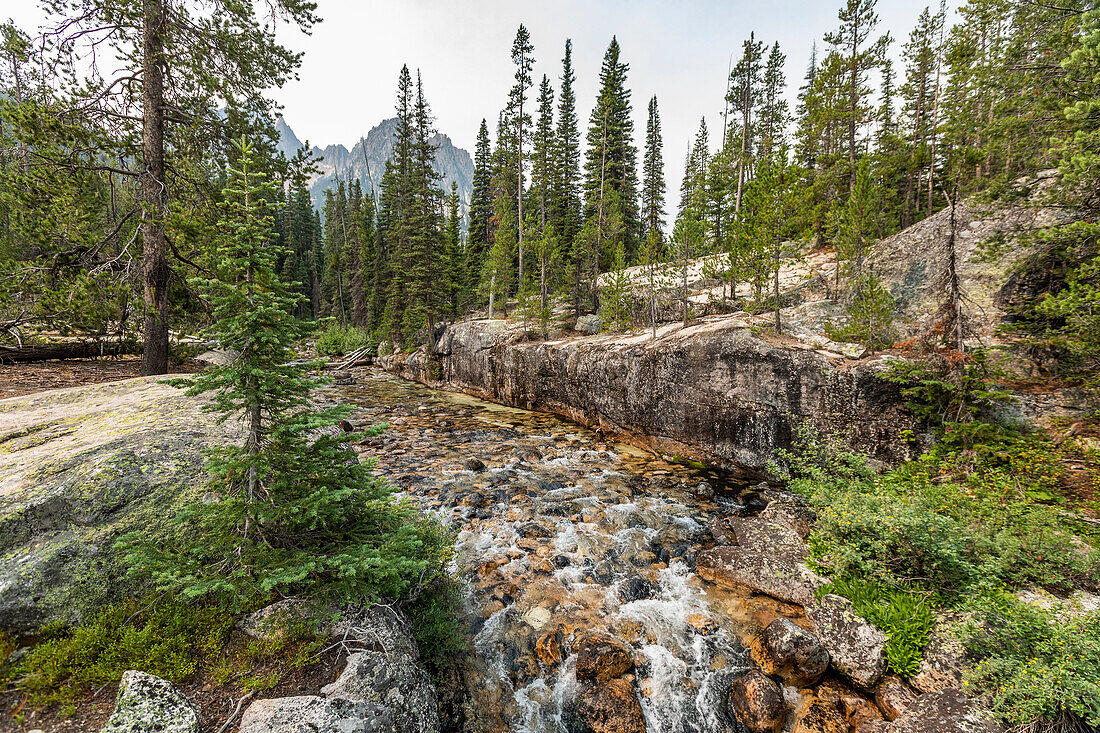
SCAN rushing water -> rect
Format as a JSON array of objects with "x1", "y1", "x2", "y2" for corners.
[{"x1": 330, "y1": 369, "x2": 802, "y2": 733}]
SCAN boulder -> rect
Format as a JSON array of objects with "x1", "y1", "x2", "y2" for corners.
[
  {"x1": 807, "y1": 594, "x2": 887, "y2": 689},
  {"x1": 320, "y1": 650, "x2": 438, "y2": 733},
  {"x1": 0, "y1": 378, "x2": 241, "y2": 631},
  {"x1": 575, "y1": 315, "x2": 602, "y2": 335},
  {"x1": 910, "y1": 619, "x2": 964, "y2": 694},
  {"x1": 575, "y1": 631, "x2": 635, "y2": 682},
  {"x1": 238, "y1": 599, "x2": 331, "y2": 642},
  {"x1": 792, "y1": 697, "x2": 846, "y2": 733},
  {"x1": 875, "y1": 676, "x2": 918, "y2": 720},
  {"x1": 697, "y1": 517, "x2": 826, "y2": 606},
  {"x1": 574, "y1": 677, "x2": 646, "y2": 733},
  {"x1": 100, "y1": 671, "x2": 198, "y2": 733},
  {"x1": 886, "y1": 689, "x2": 1002, "y2": 733},
  {"x1": 727, "y1": 669, "x2": 785, "y2": 733},
  {"x1": 758, "y1": 495, "x2": 816, "y2": 539},
  {"x1": 238, "y1": 696, "x2": 392, "y2": 733},
  {"x1": 761, "y1": 618, "x2": 829, "y2": 686}
]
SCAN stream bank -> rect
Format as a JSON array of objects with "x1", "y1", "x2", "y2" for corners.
[{"x1": 376, "y1": 317, "x2": 921, "y2": 475}]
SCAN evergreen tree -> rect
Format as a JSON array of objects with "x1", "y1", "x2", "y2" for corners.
[
  {"x1": 642, "y1": 95, "x2": 667, "y2": 246},
  {"x1": 120, "y1": 137, "x2": 431, "y2": 607},
  {"x1": 728, "y1": 33, "x2": 764, "y2": 213},
  {"x1": 532, "y1": 75, "x2": 556, "y2": 232},
  {"x1": 468, "y1": 119, "x2": 493, "y2": 297},
  {"x1": 584, "y1": 37, "x2": 640, "y2": 263},
  {"x1": 553, "y1": 39, "x2": 582, "y2": 244},
  {"x1": 510, "y1": 25, "x2": 535, "y2": 286}
]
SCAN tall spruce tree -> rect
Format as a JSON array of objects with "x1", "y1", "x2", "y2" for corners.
[
  {"x1": 642, "y1": 95, "x2": 666, "y2": 244},
  {"x1": 532, "y1": 75, "x2": 555, "y2": 232},
  {"x1": 120, "y1": 137, "x2": 430, "y2": 607},
  {"x1": 510, "y1": 25, "x2": 534, "y2": 286},
  {"x1": 584, "y1": 37, "x2": 640, "y2": 263},
  {"x1": 824, "y1": 0, "x2": 892, "y2": 191},
  {"x1": 553, "y1": 39, "x2": 582, "y2": 245}
]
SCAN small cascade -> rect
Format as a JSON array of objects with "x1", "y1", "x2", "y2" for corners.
[{"x1": 334, "y1": 370, "x2": 794, "y2": 733}]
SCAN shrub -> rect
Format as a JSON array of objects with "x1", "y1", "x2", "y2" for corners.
[
  {"x1": 822, "y1": 576, "x2": 936, "y2": 677},
  {"x1": 781, "y1": 425, "x2": 1098, "y2": 599},
  {"x1": 405, "y1": 519, "x2": 466, "y2": 681},
  {"x1": 12, "y1": 600, "x2": 235, "y2": 708},
  {"x1": 315, "y1": 323, "x2": 372, "y2": 356},
  {"x1": 963, "y1": 592, "x2": 1100, "y2": 730}
]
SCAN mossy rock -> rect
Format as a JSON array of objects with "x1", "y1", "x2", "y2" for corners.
[{"x1": 0, "y1": 377, "x2": 241, "y2": 633}]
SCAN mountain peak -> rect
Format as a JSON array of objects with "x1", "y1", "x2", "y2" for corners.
[{"x1": 276, "y1": 118, "x2": 473, "y2": 214}]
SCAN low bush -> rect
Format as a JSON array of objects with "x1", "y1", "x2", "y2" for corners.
[
  {"x1": 315, "y1": 324, "x2": 372, "y2": 356},
  {"x1": 963, "y1": 592, "x2": 1100, "y2": 730},
  {"x1": 12, "y1": 600, "x2": 235, "y2": 710}
]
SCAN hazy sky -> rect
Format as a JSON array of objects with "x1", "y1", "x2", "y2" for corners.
[{"x1": 7, "y1": 0, "x2": 939, "y2": 197}]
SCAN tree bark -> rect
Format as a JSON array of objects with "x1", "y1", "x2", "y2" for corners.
[{"x1": 139, "y1": 0, "x2": 170, "y2": 376}]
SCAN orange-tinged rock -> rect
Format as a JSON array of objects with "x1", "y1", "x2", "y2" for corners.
[
  {"x1": 575, "y1": 678, "x2": 646, "y2": 733},
  {"x1": 575, "y1": 631, "x2": 635, "y2": 682},
  {"x1": 688, "y1": 613, "x2": 719, "y2": 635}
]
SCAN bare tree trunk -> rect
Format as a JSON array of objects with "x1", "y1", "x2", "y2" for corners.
[
  {"x1": 944, "y1": 186, "x2": 964, "y2": 351},
  {"x1": 773, "y1": 233, "x2": 781, "y2": 333},
  {"x1": 488, "y1": 272, "x2": 496, "y2": 319},
  {"x1": 139, "y1": 0, "x2": 170, "y2": 376}
]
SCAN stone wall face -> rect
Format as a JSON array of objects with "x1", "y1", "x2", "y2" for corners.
[{"x1": 379, "y1": 318, "x2": 920, "y2": 473}]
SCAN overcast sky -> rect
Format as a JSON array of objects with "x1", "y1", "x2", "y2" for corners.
[{"x1": 7, "y1": 0, "x2": 941, "y2": 200}]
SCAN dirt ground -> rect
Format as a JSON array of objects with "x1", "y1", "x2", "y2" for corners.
[{"x1": 0, "y1": 357, "x2": 201, "y2": 400}]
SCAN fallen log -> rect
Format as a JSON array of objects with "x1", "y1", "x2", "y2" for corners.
[{"x1": 0, "y1": 341, "x2": 138, "y2": 364}]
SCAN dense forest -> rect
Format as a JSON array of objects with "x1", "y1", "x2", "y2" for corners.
[{"x1": 2, "y1": 0, "x2": 1098, "y2": 379}]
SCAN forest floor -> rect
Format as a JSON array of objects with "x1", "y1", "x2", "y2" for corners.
[{"x1": 0, "y1": 357, "x2": 201, "y2": 400}]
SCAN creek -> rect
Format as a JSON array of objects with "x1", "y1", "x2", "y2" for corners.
[{"x1": 332, "y1": 368, "x2": 806, "y2": 733}]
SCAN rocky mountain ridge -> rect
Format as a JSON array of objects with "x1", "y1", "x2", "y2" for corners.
[{"x1": 276, "y1": 117, "x2": 474, "y2": 218}]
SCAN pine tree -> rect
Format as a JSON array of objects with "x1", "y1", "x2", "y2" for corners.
[
  {"x1": 468, "y1": 119, "x2": 493, "y2": 296},
  {"x1": 119, "y1": 137, "x2": 431, "y2": 608},
  {"x1": 532, "y1": 75, "x2": 555, "y2": 233},
  {"x1": 584, "y1": 37, "x2": 640, "y2": 263},
  {"x1": 758, "y1": 43, "x2": 790, "y2": 161},
  {"x1": 728, "y1": 33, "x2": 764, "y2": 213},
  {"x1": 553, "y1": 39, "x2": 582, "y2": 245},
  {"x1": 510, "y1": 25, "x2": 534, "y2": 287},
  {"x1": 823, "y1": 0, "x2": 892, "y2": 191},
  {"x1": 642, "y1": 95, "x2": 666, "y2": 246}
]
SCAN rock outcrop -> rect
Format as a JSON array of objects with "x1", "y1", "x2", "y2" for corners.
[
  {"x1": 0, "y1": 377, "x2": 239, "y2": 631},
  {"x1": 379, "y1": 317, "x2": 918, "y2": 472},
  {"x1": 884, "y1": 688, "x2": 1002, "y2": 733},
  {"x1": 807, "y1": 595, "x2": 888, "y2": 690},
  {"x1": 239, "y1": 603, "x2": 439, "y2": 733},
  {"x1": 696, "y1": 516, "x2": 826, "y2": 606},
  {"x1": 100, "y1": 671, "x2": 198, "y2": 733}
]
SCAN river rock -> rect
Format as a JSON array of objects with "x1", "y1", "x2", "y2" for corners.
[
  {"x1": 910, "y1": 618, "x2": 964, "y2": 694},
  {"x1": 696, "y1": 517, "x2": 825, "y2": 606},
  {"x1": 807, "y1": 594, "x2": 887, "y2": 689},
  {"x1": 0, "y1": 377, "x2": 242, "y2": 631},
  {"x1": 885, "y1": 689, "x2": 1002, "y2": 733},
  {"x1": 100, "y1": 671, "x2": 198, "y2": 733},
  {"x1": 875, "y1": 676, "x2": 918, "y2": 720},
  {"x1": 728, "y1": 669, "x2": 785, "y2": 733},
  {"x1": 761, "y1": 618, "x2": 829, "y2": 686},
  {"x1": 238, "y1": 696, "x2": 392, "y2": 733},
  {"x1": 535, "y1": 628, "x2": 562, "y2": 667},
  {"x1": 574, "y1": 677, "x2": 646, "y2": 733},
  {"x1": 792, "y1": 697, "x2": 846, "y2": 733},
  {"x1": 575, "y1": 631, "x2": 635, "y2": 682}
]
